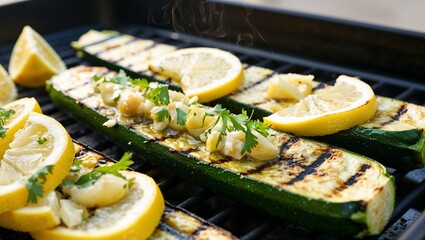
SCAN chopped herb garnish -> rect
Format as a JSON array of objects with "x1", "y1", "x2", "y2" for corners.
[
  {"x1": 204, "y1": 105, "x2": 270, "y2": 154},
  {"x1": 63, "y1": 152, "x2": 134, "y2": 189},
  {"x1": 36, "y1": 137, "x2": 47, "y2": 145},
  {"x1": 109, "y1": 70, "x2": 130, "y2": 85},
  {"x1": 125, "y1": 177, "x2": 135, "y2": 188},
  {"x1": 113, "y1": 93, "x2": 121, "y2": 102},
  {"x1": 70, "y1": 159, "x2": 83, "y2": 172},
  {"x1": 155, "y1": 106, "x2": 170, "y2": 122},
  {"x1": 92, "y1": 70, "x2": 129, "y2": 85},
  {"x1": 0, "y1": 108, "x2": 15, "y2": 139},
  {"x1": 26, "y1": 165, "x2": 54, "y2": 203},
  {"x1": 189, "y1": 97, "x2": 198, "y2": 106},
  {"x1": 92, "y1": 71, "x2": 170, "y2": 107},
  {"x1": 130, "y1": 78, "x2": 149, "y2": 89},
  {"x1": 144, "y1": 84, "x2": 170, "y2": 105},
  {"x1": 92, "y1": 74, "x2": 104, "y2": 82},
  {"x1": 176, "y1": 108, "x2": 188, "y2": 126}
]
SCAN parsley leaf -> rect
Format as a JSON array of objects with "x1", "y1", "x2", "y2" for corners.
[
  {"x1": 155, "y1": 106, "x2": 170, "y2": 122},
  {"x1": 204, "y1": 105, "x2": 232, "y2": 148},
  {"x1": 93, "y1": 70, "x2": 130, "y2": 85},
  {"x1": 65, "y1": 152, "x2": 134, "y2": 189},
  {"x1": 242, "y1": 120, "x2": 271, "y2": 154},
  {"x1": 26, "y1": 165, "x2": 54, "y2": 203},
  {"x1": 92, "y1": 152, "x2": 133, "y2": 178},
  {"x1": 109, "y1": 70, "x2": 130, "y2": 85},
  {"x1": 0, "y1": 108, "x2": 15, "y2": 139},
  {"x1": 70, "y1": 159, "x2": 83, "y2": 172},
  {"x1": 242, "y1": 127, "x2": 257, "y2": 154},
  {"x1": 249, "y1": 119, "x2": 270, "y2": 137},
  {"x1": 203, "y1": 105, "x2": 271, "y2": 155},
  {"x1": 230, "y1": 110, "x2": 249, "y2": 131},
  {"x1": 130, "y1": 78, "x2": 149, "y2": 89},
  {"x1": 92, "y1": 74, "x2": 104, "y2": 82},
  {"x1": 176, "y1": 108, "x2": 188, "y2": 126},
  {"x1": 36, "y1": 137, "x2": 47, "y2": 145},
  {"x1": 144, "y1": 84, "x2": 170, "y2": 105}
]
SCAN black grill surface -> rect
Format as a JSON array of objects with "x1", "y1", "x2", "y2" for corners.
[{"x1": 1, "y1": 25, "x2": 425, "y2": 240}]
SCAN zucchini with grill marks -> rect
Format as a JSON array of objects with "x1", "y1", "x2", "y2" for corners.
[
  {"x1": 72, "y1": 142, "x2": 236, "y2": 240},
  {"x1": 72, "y1": 30, "x2": 425, "y2": 169},
  {"x1": 47, "y1": 66, "x2": 395, "y2": 237}
]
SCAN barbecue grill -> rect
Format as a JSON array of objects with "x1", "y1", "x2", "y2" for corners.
[{"x1": 1, "y1": 0, "x2": 425, "y2": 239}]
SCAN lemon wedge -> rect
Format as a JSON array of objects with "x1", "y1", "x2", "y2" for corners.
[
  {"x1": 149, "y1": 47, "x2": 244, "y2": 103},
  {"x1": 0, "y1": 191, "x2": 61, "y2": 231},
  {"x1": 0, "y1": 112, "x2": 74, "y2": 214},
  {"x1": 9, "y1": 26, "x2": 66, "y2": 87},
  {"x1": 264, "y1": 75, "x2": 377, "y2": 136},
  {"x1": 0, "y1": 65, "x2": 17, "y2": 105},
  {"x1": 31, "y1": 171, "x2": 165, "y2": 240},
  {"x1": 0, "y1": 97, "x2": 42, "y2": 158}
]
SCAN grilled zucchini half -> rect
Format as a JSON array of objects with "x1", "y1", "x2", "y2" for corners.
[
  {"x1": 47, "y1": 66, "x2": 395, "y2": 237},
  {"x1": 74, "y1": 141, "x2": 237, "y2": 240},
  {"x1": 72, "y1": 30, "x2": 425, "y2": 170}
]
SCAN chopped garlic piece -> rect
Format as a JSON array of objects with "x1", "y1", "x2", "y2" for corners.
[
  {"x1": 222, "y1": 131, "x2": 245, "y2": 160},
  {"x1": 248, "y1": 131, "x2": 278, "y2": 161},
  {"x1": 117, "y1": 89, "x2": 145, "y2": 116},
  {"x1": 99, "y1": 82, "x2": 122, "y2": 106},
  {"x1": 69, "y1": 174, "x2": 129, "y2": 208},
  {"x1": 59, "y1": 199, "x2": 88, "y2": 228},
  {"x1": 267, "y1": 74, "x2": 314, "y2": 100},
  {"x1": 103, "y1": 119, "x2": 117, "y2": 128}
]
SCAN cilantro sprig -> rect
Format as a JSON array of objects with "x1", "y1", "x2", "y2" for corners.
[
  {"x1": 93, "y1": 69, "x2": 130, "y2": 85},
  {"x1": 63, "y1": 152, "x2": 134, "y2": 189},
  {"x1": 204, "y1": 105, "x2": 270, "y2": 154},
  {"x1": 26, "y1": 165, "x2": 54, "y2": 203},
  {"x1": 155, "y1": 106, "x2": 170, "y2": 122},
  {"x1": 176, "y1": 108, "x2": 188, "y2": 126},
  {"x1": 0, "y1": 108, "x2": 15, "y2": 139},
  {"x1": 144, "y1": 84, "x2": 170, "y2": 106},
  {"x1": 93, "y1": 71, "x2": 170, "y2": 107}
]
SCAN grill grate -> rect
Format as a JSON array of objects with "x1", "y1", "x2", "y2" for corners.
[{"x1": 1, "y1": 24, "x2": 425, "y2": 240}]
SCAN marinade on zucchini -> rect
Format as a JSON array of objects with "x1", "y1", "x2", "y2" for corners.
[
  {"x1": 47, "y1": 66, "x2": 395, "y2": 237},
  {"x1": 72, "y1": 30, "x2": 425, "y2": 169},
  {"x1": 72, "y1": 142, "x2": 237, "y2": 240}
]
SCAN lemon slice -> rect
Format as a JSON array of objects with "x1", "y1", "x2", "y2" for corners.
[
  {"x1": 31, "y1": 171, "x2": 165, "y2": 240},
  {"x1": 0, "y1": 112, "x2": 74, "y2": 214},
  {"x1": 0, "y1": 65, "x2": 17, "y2": 105},
  {"x1": 0, "y1": 97, "x2": 42, "y2": 158},
  {"x1": 0, "y1": 191, "x2": 61, "y2": 231},
  {"x1": 264, "y1": 75, "x2": 377, "y2": 136},
  {"x1": 9, "y1": 26, "x2": 66, "y2": 88},
  {"x1": 149, "y1": 47, "x2": 244, "y2": 103}
]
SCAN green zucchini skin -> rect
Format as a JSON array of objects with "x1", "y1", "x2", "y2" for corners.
[
  {"x1": 46, "y1": 67, "x2": 395, "y2": 237},
  {"x1": 219, "y1": 97, "x2": 425, "y2": 170},
  {"x1": 73, "y1": 141, "x2": 236, "y2": 240},
  {"x1": 73, "y1": 31, "x2": 425, "y2": 170}
]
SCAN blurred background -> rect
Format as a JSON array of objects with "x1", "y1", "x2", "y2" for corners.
[{"x1": 219, "y1": 0, "x2": 425, "y2": 33}]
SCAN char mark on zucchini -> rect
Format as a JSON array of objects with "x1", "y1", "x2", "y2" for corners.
[
  {"x1": 47, "y1": 65, "x2": 395, "y2": 237},
  {"x1": 72, "y1": 140, "x2": 237, "y2": 240},
  {"x1": 382, "y1": 103, "x2": 408, "y2": 126},
  {"x1": 72, "y1": 30, "x2": 425, "y2": 169},
  {"x1": 74, "y1": 31, "x2": 425, "y2": 169},
  {"x1": 231, "y1": 69, "x2": 275, "y2": 95},
  {"x1": 285, "y1": 149, "x2": 333, "y2": 185},
  {"x1": 335, "y1": 164, "x2": 372, "y2": 192},
  {"x1": 245, "y1": 137, "x2": 301, "y2": 175}
]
